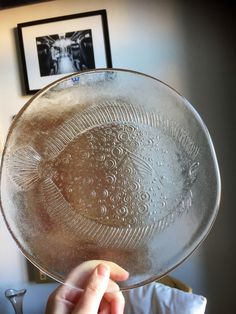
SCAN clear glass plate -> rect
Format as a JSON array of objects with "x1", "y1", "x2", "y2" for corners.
[{"x1": 0, "y1": 69, "x2": 221, "y2": 291}]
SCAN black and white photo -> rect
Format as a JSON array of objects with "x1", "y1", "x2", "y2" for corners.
[{"x1": 36, "y1": 29, "x2": 95, "y2": 77}]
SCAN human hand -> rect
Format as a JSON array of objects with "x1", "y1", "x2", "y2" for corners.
[{"x1": 45, "y1": 260, "x2": 129, "y2": 314}]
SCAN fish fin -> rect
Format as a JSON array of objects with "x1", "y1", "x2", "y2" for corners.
[
  {"x1": 6, "y1": 146, "x2": 42, "y2": 191},
  {"x1": 40, "y1": 178, "x2": 112, "y2": 239},
  {"x1": 40, "y1": 178, "x2": 75, "y2": 228},
  {"x1": 40, "y1": 178, "x2": 153, "y2": 249},
  {"x1": 188, "y1": 162, "x2": 200, "y2": 183},
  {"x1": 44, "y1": 100, "x2": 148, "y2": 159}
]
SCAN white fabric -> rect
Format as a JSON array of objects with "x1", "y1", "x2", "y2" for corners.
[{"x1": 124, "y1": 282, "x2": 207, "y2": 314}]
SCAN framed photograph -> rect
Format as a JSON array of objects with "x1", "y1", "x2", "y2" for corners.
[{"x1": 17, "y1": 10, "x2": 112, "y2": 94}]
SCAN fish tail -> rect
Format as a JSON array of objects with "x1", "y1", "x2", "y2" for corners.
[{"x1": 6, "y1": 146, "x2": 42, "y2": 191}]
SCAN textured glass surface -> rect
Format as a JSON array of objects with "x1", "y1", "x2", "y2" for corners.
[{"x1": 0, "y1": 69, "x2": 220, "y2": 290}]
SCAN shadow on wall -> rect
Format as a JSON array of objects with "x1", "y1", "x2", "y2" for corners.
[
  {"x1": 13, "y1": 27, "x2": 27, "y2": 95},
  {"x1": 0, "y1": 0, "x2": 53, "y2": 10},
  {"x1": 178, "y1": 2, "x2": 236, "y2": 314}
]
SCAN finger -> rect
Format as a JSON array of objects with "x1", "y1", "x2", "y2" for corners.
[
  {"x1": 65, "y1": 260, "x2": 129, "y2": 290},
  {"x1": 98, "y1": 298, "x2": 110, "y2": 314},
  {"x1": 45, "y1": 284, "x2": 82, "y2": 314},
  {"x1": 104, "y1": 282, "x2": 125, "y2": 314},
  {"x1": 110, "y1": 293, "x2": 125, "y2": 314},
  {"x1": 72, "y1": 263, "x2": 110, "y2": 314}
]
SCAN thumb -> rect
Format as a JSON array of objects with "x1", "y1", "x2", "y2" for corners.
[{"x1": 72, "y1": 263, "x2": 110, "y2": 314}]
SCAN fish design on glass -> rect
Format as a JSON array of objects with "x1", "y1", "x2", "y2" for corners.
[{"x1": 6, "y1": 100, "x2": 200, "y2": 249}]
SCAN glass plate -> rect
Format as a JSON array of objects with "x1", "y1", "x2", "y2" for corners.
[{"x1": 0, "y1": 69, "x2": 221, "y2": 290}]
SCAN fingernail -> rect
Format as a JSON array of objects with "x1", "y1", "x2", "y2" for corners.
[{"x1": 97, "y1": 264, "x2": 109, "y2": 278}]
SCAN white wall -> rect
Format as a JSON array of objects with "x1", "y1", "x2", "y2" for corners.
[{"x1": 0, "y1": 1, "x2": 234, "y2": 313}]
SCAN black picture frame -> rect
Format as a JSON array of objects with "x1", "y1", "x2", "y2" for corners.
[{"x1": 17, "y1": 10, "x2": 112, "y2": 94}]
